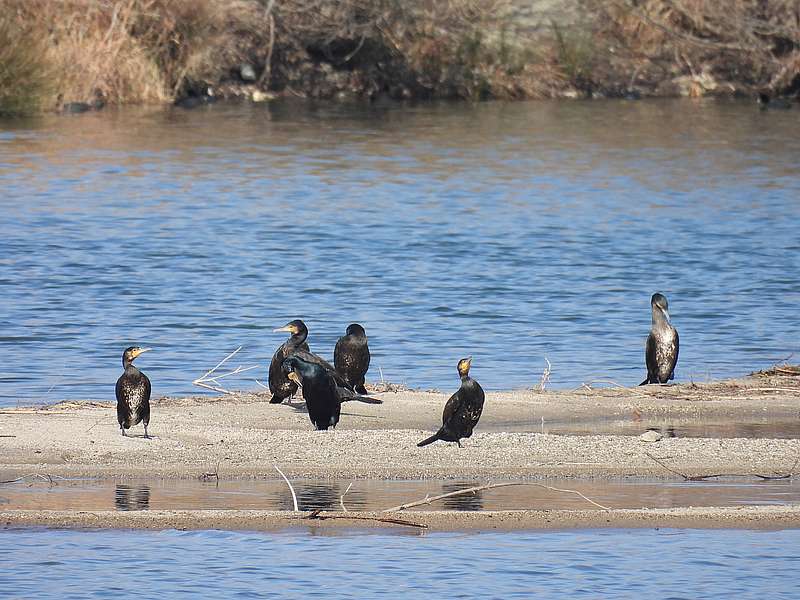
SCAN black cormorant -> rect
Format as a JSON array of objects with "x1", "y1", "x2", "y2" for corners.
[
  {"x1": 417, "y1": 357, "x2": 485, "y2": 447},
  {"x1": 269, "y1": 319, "x2": 310, "y2": 403},
  {"x1": 640, "y1": 293, "x2": 679, "y2": 385},
  {"x1": 282, "y1": 356, "x2": 341, "y2": 430},
  {"x1": 758, "y1": 92, "x2": 794, "y2": 110},
  {"x1": 334, "y1": 323, "x2": 370, "y2": 395},
  {"x1": 116, "y1": 346, "x2": 152, "y2": 438}
]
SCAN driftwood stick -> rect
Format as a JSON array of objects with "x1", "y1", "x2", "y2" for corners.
[
  {"x1": 303, "y1": 510, "x2": 427, "y2": 529},
  {"x1": 274, "y1": 465, "x2": 299, "y2": 512},
  {"x1": 645, "y1": 452, "x2": 794, "y2": 481},
  {"x1": 340, "y1": 482, "x2": 353, "y2": 512},
  {"x1": 193, "y1": 347, "x2": 262, "y2": 395},
  {"x1": 0, "y1": 473, "x2": 65, "y2": 485},
  {"x1": 382, "y1": 481, "x2": 610, "y2": 512}
]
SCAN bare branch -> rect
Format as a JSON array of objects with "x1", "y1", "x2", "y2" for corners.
[
  {"x1": 193, "y1": 347, "x2": 263, "y2": 395},
  {"x1": 303, "y1": 510, "x2": 427, "y2": 529},
  {"x1": 275, "y1": 465, "x2": 299, "y2": 512},
  {"x1": 340, "y1": 482, "x2": 353, "y2": 512},
  {"x1": 383, "y1": 481, "x2": 610, "y2": 512}
]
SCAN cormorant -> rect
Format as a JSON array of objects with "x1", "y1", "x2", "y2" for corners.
[
  {"x1": 640, "y1": 293, "x2": 679, "y2": 385},
  {"x1": 269, "y1": 319, "x2": 310, "y2": 403},
  {"x1": 116, "y1": 346, "x2": 152, "y2": 438},
  {"x1": 417, "y1": 357, "x2": 485, "y2": 447},
  {"x1": 758, "y1": 92, "x2": 794, "y2": 110},
  {"x1": 270, "y1": 319, "x2": 381, "y2": 404},
  {"x1": 334, "y1": 323, "x2": 370, "y2": 395},
  {"x1": 282, "y1": 356, "x2": 341, "y2": 430}
]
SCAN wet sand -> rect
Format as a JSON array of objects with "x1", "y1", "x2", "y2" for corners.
[
  {"x1": 1, "y1": 375, "x2": 798, "y2": 529},
  {"x1": 3, "y1": 506, "x2": 800, "y2": 532}
]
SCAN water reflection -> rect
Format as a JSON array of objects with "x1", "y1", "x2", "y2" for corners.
[
  {"x1": 439, "y1": 482, "x2": 484, "y2": 512},
  {"x1": 1, "y1": 477, "x2": 798, "y2": 512},
  {"x1": 114, "y1": 484, "x2": 151, "y2": 511}
]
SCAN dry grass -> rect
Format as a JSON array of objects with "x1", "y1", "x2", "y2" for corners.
[
  {"x1": 0, "y1": 15, "x2": 54, "y2": 116},
  {"x1": 5, "y1": 0, "x2": 797, "y2": 111},
  {"x1": 582, "y1": 0, "x2": 800, "y2": 96},
  {"x1": 3, "y1": 0, "x2": 271, "y2": 108}
]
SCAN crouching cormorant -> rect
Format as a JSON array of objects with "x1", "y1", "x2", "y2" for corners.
[
  {"x1": 269, "y1": 319, "x2": 311, "y2": 403},
  {"x1": 334, "y1": 323, "x2": 370, "y2": 394},
  {"x1": 282, "y1": 356, "x2": 341, "y2": 430},
  {"x1": 417, "y1": 357, "x2": 485, "y2": 447},
  {"x1": 640, "y1": 293, "x2": 679, "y2": 385},
  {"x1": 116, "y1": 346, "x2": 152, "y2": 438}
]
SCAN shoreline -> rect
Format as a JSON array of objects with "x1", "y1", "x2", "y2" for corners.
[
  {"x1": 1, "y1": 375, "x2": 798, "y2": 481},
  {"x1": 3, "y1": 506, "x2": 800, "y2": 532},
  {"x1": 2, "y1": 374, "x2": 798, "y2": 531}
]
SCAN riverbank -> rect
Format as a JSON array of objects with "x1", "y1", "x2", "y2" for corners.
[
  {"x1": 3, "y1": 505, "x2": 800, "y2": 532},
  {"x1": 1, "y1": 374, "x2": 798, "y2": 481},
  {"x1": 2, "y1": 0, "x2": 798, "y2": 116},
  {"x1": 2, "y1": 373, "x2": 798, "y2": 530}
]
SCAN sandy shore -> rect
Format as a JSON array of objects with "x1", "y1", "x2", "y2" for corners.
[
  {"x1": 1, "y1": 375, "x2": 798, "y2": 481},
  {"x1": 1, "y1": 375, "x2": 798, "y2": 530},
  {"x1": 3, "y1": 506, "x2": 799, "y2": 532}
]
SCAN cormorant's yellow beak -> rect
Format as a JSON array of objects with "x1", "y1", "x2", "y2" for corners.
[
  {"x1": 132, "y1": 348, "x2": 152, "y2": 359},
  {"x1": 661, "y1": 308, "x2": 671, "y2": 322},
  {"x1": 287, "y1": 371, "x2": 302, "y2": 387},
  {"x1": 274, "y1": 324, "x2": 297, "y2": 334},
  {"x1": 458, "y1": 356, "x2": 472, "y2": 374}
]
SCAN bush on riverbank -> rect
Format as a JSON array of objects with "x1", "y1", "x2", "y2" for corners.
[
  {"x1": 1, "y1": 0, "x2": 797, "y2": 113},
  {"x1": 0, "y1": 17, "x2": 53, "y2": 116},
  {"x1": 581, "y1": 0, "x2": 800, "y2": 97}
]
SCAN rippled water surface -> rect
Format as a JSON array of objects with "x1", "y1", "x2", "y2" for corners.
[
  {"x1": 2, "y1": 528, "x2": 799, "y2": 598},
  {"x1": 1, "y1": 99, "x2": 799, "y2": 405}
]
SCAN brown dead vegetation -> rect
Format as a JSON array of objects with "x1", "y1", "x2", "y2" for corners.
[
  {"x1": 1, "y1": 0, "x2": 798, "y2": 113},
  {"x1": 583, "y1": 0, "x2": 800, "y2": 97}
]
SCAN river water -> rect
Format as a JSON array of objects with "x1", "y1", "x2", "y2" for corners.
[
  {"x1": 1, "y1": 99, "x2": 798, "y2": 405},
  {"x1": 1, "y1": 527, "x2": 799, "y2": 598}
]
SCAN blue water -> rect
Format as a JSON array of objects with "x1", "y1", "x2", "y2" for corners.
[
  {"x1": 1, "y1": 99, "x2": 799, "y2": 405},
  {"x1": 1, "y1": 528, "x2": 799, "y2": 598}
]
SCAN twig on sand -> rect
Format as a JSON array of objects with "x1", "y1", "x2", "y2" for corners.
[
  {"x1": 0, "y1": 473, "x2": 64, "y2": 485},
  {"x1": 275, "y1": 465, "x2": 299, "y2": 512},
  {"x1": 192, "y1": 347, "x2": 261, "y2": 394},
  {"x1": 382, "y1": 481, "x2": 610, "y2": 512},
  {"x1": 645, "y1": 452, "x2": 796, "y2": 481},
  {"x1": 303, "y1": 509, "x2": 427, "y2": 529},
  {"x1": 340, "y1": 482, "x2": 353, "y2": 512},
  {"x1": 575, "y1": 380, "x2": 652, "y2": 399}
]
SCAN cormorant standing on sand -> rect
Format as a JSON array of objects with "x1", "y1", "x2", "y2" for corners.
[
  {"x1": 116, "y1": 346, "x2": 152, "y2": 438},
  {"x1": 334, "y1": 323, "x2": 370, "y2": 395},
  {"x1": 269, "y1": 319, "x2": 311, "y2": 403},
  {"x1": 640, "y1": 293, "x2": 679, "y2": 385},
  {"x1": 282, "y1": 356, "x2": 341, "y2": 430},
  {"x1": 418, "y1": 357, "x2": 484, "y2": 447}
]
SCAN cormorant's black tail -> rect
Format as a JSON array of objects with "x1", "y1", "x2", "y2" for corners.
[
  {"x1": 355, "y1": 384, "x2": 369, "y2": 395},
  {"x1": 337, "y1": 387, "x2": 382, "y2": 404},
  {"x1": 639, "y1": 377, "x2": 650, "y2": 386},
  {"x1": 352, "y1": 395, "x2": 382, "y2": 404},
  {"x1": 417, "y1": 432, "x2": 440, "y2": 447}
]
